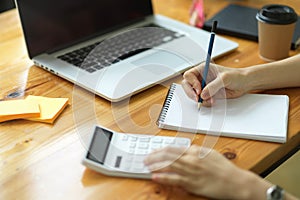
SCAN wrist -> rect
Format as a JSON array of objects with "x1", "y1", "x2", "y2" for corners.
[
  {"x1": 232, "y1": 169, "x2": 272, "y2": 200},
  {"x1": 242, "y1": 66, "x2": 265, "y2": 92},
  {"x1": 236, "y1": 67, "x2": 256, "y2": 92}
]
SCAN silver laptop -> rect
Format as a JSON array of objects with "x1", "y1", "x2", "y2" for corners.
[{"x1": 15, "y1": 0, "x2": 238, "y2": 102}]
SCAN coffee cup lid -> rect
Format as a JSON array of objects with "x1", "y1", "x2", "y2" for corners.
[{"x1": 256, "y1": 4, "x2": 298, "y2": 25}]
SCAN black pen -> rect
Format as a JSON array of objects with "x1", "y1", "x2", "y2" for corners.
[{"x1": 198, "y1": 20, "x2": 218, "y2": 109}]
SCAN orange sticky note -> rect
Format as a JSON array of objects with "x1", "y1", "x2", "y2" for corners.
[
  {"x1": 24, "y1": 95, "x2": 69, "y2": 124},
  {"x1": 0, "y1": 99, "x2": 40, "y2": 122}
]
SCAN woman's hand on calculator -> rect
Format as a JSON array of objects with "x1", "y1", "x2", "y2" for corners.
[{"x1": 144, "y1": 145, "x2": 269, "y2": 200}]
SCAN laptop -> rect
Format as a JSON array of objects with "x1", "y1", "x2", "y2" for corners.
[{"x1": 15, "y1": 0, "x2": 238, "y2": 102}]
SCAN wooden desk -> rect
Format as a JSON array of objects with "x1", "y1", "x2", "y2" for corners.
[{"x1": 1, "y1": 0, "x2": 299, "y2": 199}]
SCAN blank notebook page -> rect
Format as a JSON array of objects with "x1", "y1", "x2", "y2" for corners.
[{"x1": 158, "y1": 83, "x2": 289, "y2": 143}]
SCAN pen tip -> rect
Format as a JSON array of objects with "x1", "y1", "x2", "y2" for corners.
[{"x1": 198, "y1": 102, "x2": 202, "y2": 110}]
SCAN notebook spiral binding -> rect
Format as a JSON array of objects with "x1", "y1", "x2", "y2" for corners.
[{"x1": 156, "y1": 83, "x2": 177, "y2": 125}]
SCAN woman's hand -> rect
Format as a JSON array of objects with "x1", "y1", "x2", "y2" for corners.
[
  {"x1": 182, "y1": 63, "x2": 250, "y2": 106},
  {"x1": 144, "y1": 145, "x2": 272, "y2": 200}
]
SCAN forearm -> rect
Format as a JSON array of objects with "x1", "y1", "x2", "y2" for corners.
[
  {"x1": 231, "y1": 169, "x2": 272, "y2": 200},
  {"x1": 244, "y1": 55, "x2": 300, "y2": 91}
]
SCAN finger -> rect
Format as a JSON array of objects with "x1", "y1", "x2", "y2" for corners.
[
  {"x1": 149, "y1": 146, "x2": 201, "y2": 175},
  {"x1": 210, "y1": 88, "x2": 227, "y2": 99},
  {"x1": 201, "y1": 98, "x2": 214, "y2": 107},
  {"x1": 147, "y1": 155, "x2": 196, "y2": 174},
  {"x1": 182, "y1": 69, "x2": 202, "y2": 95},
  {"x1": 201, "y1": 76, "x2": 224, "y2": 100},
  {"x1": 182, "y1": 79, "x2": 198, "y2": 102},
  {"x1": 185, "y1": 64, "x2": 202, "y2": 77},
  {"x1": 205, "y1": 63, "x2": 221, "y2": 81},
  {"x1": 146, "y1": 150, "x2": 187, "y2": 172},
  {"x1": 144, "y1": 147, "x2": 186, "y2": 166},
  {"x1": 151, "y1": 172, "x2": 189, "y2": 188},
  {"x1": 166, "y1": 154, "x2": 200, "y2": 175},
  {"x1": 147, "y1": 160, "x2": 174, "y2": 172},
  {"x1": 165, "y1": 145, "x2": 205, "y2": 173}
]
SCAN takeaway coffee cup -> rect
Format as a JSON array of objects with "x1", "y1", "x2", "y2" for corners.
[{"x1": 256, "y1": 4, "x2": 298, "y2": 61}]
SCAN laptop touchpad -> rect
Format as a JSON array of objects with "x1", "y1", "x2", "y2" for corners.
[{"x1": 131, "y1": 51, "x2": 188, "y2": 74}]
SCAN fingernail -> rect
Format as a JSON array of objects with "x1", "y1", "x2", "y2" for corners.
[{"x1": 201, "y1": 91, "x2": 209, "y2": 99}]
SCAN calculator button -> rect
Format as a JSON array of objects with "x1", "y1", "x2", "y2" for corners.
[
  {"x1": 138, "y1": 143, "x2": 149, "y2": 149},
  {"x1": 176, "y1": 139, "x2": 189, "y2": 145},
  {"x1": 122, "y1": 135, "x2": 129, "y2": 141},
  {"x1": 114, "y1": 134, "x2": 190, "y2": 173},
  {"x1": 130, "y1": 136, "x2": 138, "y2": 142},
  {"x1": 151, "y1": 144, "x2": 162, "y2": 149},
  {"x1": 164, "y1": 139, "x2": 175, "y2": 144},
  {"x1": 114, "y1": 156, "x2": 122, "y2": 168},
  {"x1": 129, "y1": 148, "x2": 135, "y2": 154},
  {"x1": 152, "y1": 138, "x2": 163, "y2": 143},
  {"x1": 122, "y1": 163, "x2": 131, "y2": 171},
  {"x1": 139, "y1": 137, "x2": 151, "y2": 142},
  {"x1": 125, "y1": 156, "x2": 133, "y2": 162},
  {"x1": 133, "y1": 156, "x2": 144, "y2": 162},
  {"x1": 132, "y1": 163, "x2": 145, "y2": 170},
  {"x1": 135, "y1": 150, "x2": 148, "y2": 155},
  {"x1": 129, "y1": 143, "x2": 136, "y2": 148}
]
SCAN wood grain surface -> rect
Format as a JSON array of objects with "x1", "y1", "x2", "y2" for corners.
[{"x1": 1, "y1": 0, "x2": 299, "y2": 199}]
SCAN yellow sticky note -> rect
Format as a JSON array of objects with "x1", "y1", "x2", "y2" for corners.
[
  {"x1": 25, "y1": 95, "x2": 69, "y2": 124},
  {"x1": 0, "y1": 99, "x2": 40, "y2": 122}
]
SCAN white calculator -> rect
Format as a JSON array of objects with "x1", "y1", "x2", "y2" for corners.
[{"x1": 82, "y1": 125, "x2": 191, "y2": 179}]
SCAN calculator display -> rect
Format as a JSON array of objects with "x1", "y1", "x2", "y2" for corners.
[{"x1": 87, "y1": 127, "x2": 113, "y2": 164}]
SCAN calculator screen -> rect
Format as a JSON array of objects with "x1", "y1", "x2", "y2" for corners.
[{"x1": 87, "y1": 127, "x2": 113, "y2": 164}]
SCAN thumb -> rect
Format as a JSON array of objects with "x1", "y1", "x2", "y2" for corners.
[{"x1": 201, "y1": 77, "x2": 224, "y2": 100}]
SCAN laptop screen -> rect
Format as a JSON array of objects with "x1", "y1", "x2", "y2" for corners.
[{"x1": 16, "y1": 0, "x2": 153, "y2": 58}]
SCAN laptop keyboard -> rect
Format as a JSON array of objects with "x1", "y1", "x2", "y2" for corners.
[{"x1": 57, "y1": 24, "x2": 185, "y2": 73}]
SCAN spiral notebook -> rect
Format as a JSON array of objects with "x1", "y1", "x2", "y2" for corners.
[{"x1": 157, "y1": 83, "x2": 289, "y2": 143}]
